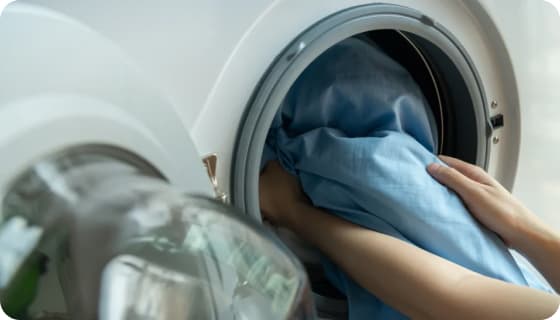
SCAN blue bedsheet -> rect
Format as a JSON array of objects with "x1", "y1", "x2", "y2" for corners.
[{"x1": 262, "y1": 37, "x2": 551, "y2": 319}]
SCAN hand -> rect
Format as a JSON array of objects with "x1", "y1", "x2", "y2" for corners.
[
  {"x1": 259, "y1": 161, "x2": 310, "y2": 228},
  {"x1": 427, "y1": 155, "x2": 542, "y2": 249}
]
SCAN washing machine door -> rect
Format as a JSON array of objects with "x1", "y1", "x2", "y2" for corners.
[
  {"x1": 0, "y1": 1, "x2": 216, "y2": 195},
  {"x1": 0, "y1": 2, "x2": 314, "y2": 319},
  {"x1": 0, "y1": 150, "x2": 315, "y2": 320}
]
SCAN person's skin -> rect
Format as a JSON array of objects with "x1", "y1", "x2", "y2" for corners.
[
  {"x1": 259, "y1": 156, "x2": 560, "y2": 319},
  {"x1": 429, "y1": 156, "x2": 560, "y2": 293}
]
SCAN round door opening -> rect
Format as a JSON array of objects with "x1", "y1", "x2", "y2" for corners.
[{"x1": 233, "y1": 4, "x2": 490, "y2": 318}]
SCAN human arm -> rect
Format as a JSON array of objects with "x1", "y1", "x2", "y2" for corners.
[
  {"x1": 428, "y1": 155, "x2": 560, "y2": 293},
  {"x1": 260, "y1": 161, "x2": 560, "y2": 319}
]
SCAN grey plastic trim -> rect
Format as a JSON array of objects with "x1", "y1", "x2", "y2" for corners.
[{"x1": 232, "y1": 4, "x2": 489, "y2": 221}]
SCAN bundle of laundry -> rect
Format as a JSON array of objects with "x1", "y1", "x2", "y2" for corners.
[{"x1": 261, "y1": 37, "x2": 552, "y2": 319}]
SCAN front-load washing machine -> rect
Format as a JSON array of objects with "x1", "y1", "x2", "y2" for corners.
[{"x1": 1, "y1": 0, "x2": 559, "y2": 318}]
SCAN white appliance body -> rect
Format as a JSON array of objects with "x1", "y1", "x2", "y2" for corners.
[{"x1": 1, "y1": 0, "x2": 559, "y2": 316}]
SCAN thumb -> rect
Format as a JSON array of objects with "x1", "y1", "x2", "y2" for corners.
[{"x1": 427, "y1": 162, "x2": 477, "y2": 198}]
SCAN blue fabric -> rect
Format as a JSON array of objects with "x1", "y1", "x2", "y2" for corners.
[{"x1": 262, "y1": 37, "x2": 552, "y2": 319}]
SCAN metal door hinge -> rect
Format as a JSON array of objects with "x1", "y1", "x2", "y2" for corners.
[{"x1": 202, "y1": 154, "x2": 228, "y2": 203}]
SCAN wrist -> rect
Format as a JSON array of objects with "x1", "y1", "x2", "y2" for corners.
[{"x1": 512, "y1": 212, "x2": 559, "y2": 258}]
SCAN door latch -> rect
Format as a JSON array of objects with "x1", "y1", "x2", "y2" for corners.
[{"x1": 202, "y1": 154, "x2": 228, "y2": 203}]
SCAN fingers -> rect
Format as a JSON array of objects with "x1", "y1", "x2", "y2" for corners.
[
  {"x1": 427, "y1": 162, "x2": 478, "y2": 198},
  {"x1": 438, "y1": 155, "x2": 496, "y2": 186}
]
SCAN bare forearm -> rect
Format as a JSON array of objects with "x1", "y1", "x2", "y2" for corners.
[
  {"x1": 289, "y1": 204, "x2": 441, "y2": 317},
  {"x1": 290, "y1": 203, "x2": 559, "y2": 319},
  {"x1": 514, "y1": 218, "x2": 560, "y2": 292},
  {"x1": 426, "y1": 157, "x2": 560, "y2": 295},
  {"x1": 453, "y1": 274, "x2": 559, "y2": 319}
]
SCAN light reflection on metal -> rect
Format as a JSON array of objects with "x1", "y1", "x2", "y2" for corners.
[{"x1": 202, "y1": 154, "x2": 228, "y2": 203}]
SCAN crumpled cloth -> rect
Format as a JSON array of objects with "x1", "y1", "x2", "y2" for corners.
[{"x1": 261, "y1": 37, "x2": 552, "y2": 319}]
